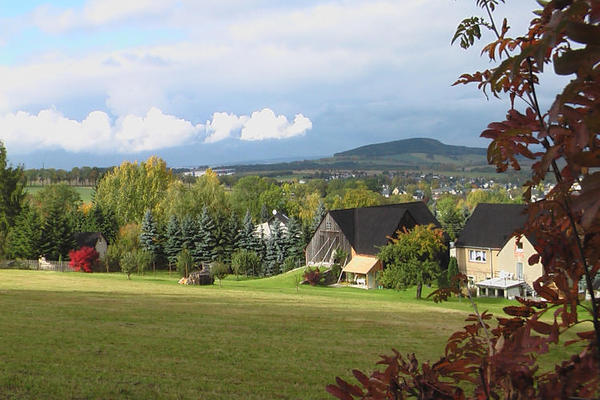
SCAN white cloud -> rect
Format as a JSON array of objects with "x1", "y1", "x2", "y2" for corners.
[
  {"x1": 204, "y1": 109, "x2": 312, "y2": 142},
  {"x1": 31, "y1": 0, "x2": 177, "y2": 32},
  {"x1": 2, "y1": 0, "x2": 478, "y2": 117},
  {"x1": 0, "y1": 107, "x2": 311, "y2": 154},
  {"x1": 240, "y1": 109, "x2": 312, "y2": 141},
  {"x1": 113, "y1": 107, "x2": 202, "y2": 152},
  {"x1": 204, "y1": 112, "x2": 247, "y2": 143},
  {"x1": 0, "y1": 107, "x2": 203, "y2": 153}
]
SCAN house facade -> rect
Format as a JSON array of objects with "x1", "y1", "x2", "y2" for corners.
[
  {"x1": 305, "y1": 202, "x2": 444, "y2": 289},
  {"x1": 454, "y1": 203, "x2": 543, "y2": 298}
]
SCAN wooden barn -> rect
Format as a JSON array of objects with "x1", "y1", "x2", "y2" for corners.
[{"x1": 305, "y1": 202, "x2": 443, "y2": 289}]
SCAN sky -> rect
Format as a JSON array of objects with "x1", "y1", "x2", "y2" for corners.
[{"x1": 0, "y1": 0, "x2": 561, "y2": 169}]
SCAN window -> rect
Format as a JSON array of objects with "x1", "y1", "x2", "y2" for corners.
[
  {"x1": 516, "y1": 262, "x2": 523, "y2": 280},
  {"x1": 469, "y1": 250, "x2": 487, "y2": 262},
  {"x1": 516, "y1": 241, "x2": 523, "y2": 252}
]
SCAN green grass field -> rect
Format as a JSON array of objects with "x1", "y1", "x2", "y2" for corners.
[
  {"x1": 0, "y1": 270, "x2": 581, "y2": 399},
  {"x1": 24, "y1": 186, "x2": 95, "y2": 203}
]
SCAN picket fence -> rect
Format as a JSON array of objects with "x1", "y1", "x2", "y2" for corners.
[{"x1": 0, "y1": 259, "x2": 72, "y2": 272}]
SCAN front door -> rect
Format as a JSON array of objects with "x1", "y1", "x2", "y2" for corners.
[{"x1": 516, "y1": 262, "x2": 523, "y2": 280}]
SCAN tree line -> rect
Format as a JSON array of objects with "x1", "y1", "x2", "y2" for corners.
[{"x1": 1, "y1": 142, "x2": 521, "y2": 273}]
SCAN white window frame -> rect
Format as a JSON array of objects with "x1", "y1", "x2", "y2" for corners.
[{"x1": 469, "y1": 249, "x2": 487, "y2": 263}]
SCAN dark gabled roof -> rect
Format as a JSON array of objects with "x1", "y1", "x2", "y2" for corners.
[
  {"x1": 74, "y1": 232, "x2": 107, "y2": 249},
  {"x1": 455, "y1": 203, "x2": 527, "y2": 249},
  {"x1": 328, "y1": 202, "x2": 441, "y2": 255},
  {"x1": 268, "y1": 210, "x2": 289, "y2": 226}
]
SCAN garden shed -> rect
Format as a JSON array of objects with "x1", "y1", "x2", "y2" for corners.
[{"x1": 74, "y1": 232, "x2": 108, "y2": 258}]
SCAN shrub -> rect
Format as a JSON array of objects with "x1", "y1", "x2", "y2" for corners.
[
  {"x1": 211, "y1": 261, "x2": 229, "y2": 287},
  {"x1": 120, "y1": 251, "x2": 137, "y2": 279},
  {"x1": 303, "y1": 266, "x2": 323, "y2": 286},
  {"x1": 103, "y1": 245, "x2": 121, "y2": 272},
  {"x1": 282, "y1": 256, "x2": 299, "y2": 273},
  {"x1": 231, "y1": 249, "x2": 262, "y2": 277},
  {"x1": 135, "y1": 250, "x2": 152, "y2": 275},
  {"x1": 68, "y1": 246, "x2": 99, "y2": 273},
  {"x1": 176, "y1": 248, "x2": 194, "y2": 278}
]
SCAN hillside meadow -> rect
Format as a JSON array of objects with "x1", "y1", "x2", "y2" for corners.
[{"x1": 0, "y1": 270, "x2": 581, "y2": 399}]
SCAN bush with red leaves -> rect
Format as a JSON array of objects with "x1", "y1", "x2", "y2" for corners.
[
  {"x1": 69, "y1": 246, "x2": 99, "y2": 273},
  {"x1": 303, "y1": 266, "x2": 323, "y2": 286}
]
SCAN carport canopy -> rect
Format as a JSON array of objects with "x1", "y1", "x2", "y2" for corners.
[{"x1": 342, "y1": 255, "x2": 380, "y2": 274}]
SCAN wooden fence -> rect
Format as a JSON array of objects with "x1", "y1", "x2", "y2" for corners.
[{"x1": 0, "y1": 259, "x2": 72, "y2": 272}]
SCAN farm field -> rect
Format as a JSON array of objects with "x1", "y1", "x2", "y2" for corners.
[
  {"x1": 0, "y1": 270, "x2": 578, "y2": 399},
  {"x1": 24, "y1": 185, "x2": 95, "y2": 203}
]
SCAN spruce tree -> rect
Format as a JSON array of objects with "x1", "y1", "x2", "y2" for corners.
[
  {"x1": 255, "y1": 230, "x2": 267, "y2": 273},
  {"x1": 265, "y1": 222, "x2": 286, "y2": 275},
  {"x1": 285, "y1": 217, "x2": 304, "y2": 263},
  {"x1": 140, "y1": 210, "x2": 162, "y2": 269},
  {"x1": 195, "y1": 206, "x2": 216, "y2": 264},
  {"x1": 239, "y1": 210, "x2": 257, "y2": 251},
  {"x1": 164, "y1": 215, "x2": 183, "y2": 266},
  {"x1": 179, "y1": 215, "x2": 197, "y2": 252},
  {"x1": 264, "y1": 232, "x2": 277, "y2": 276},
  {"x1": 221, "y1": 213, "x2": 241, "y2": 265},
  {"x1": 212, "y1": 215, "x2": 227, "y2": 263}
]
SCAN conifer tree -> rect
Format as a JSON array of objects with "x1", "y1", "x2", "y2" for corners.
[
  {"x1": 93, "y1": 205, "x2": 118, "y2": 244},
  {"x1": 0, "y1": 141, "x2": 25, "y2": 241},
  {"x1": 265, "y1": 222, "x2": 286, "y2": 275},
  {"x1": 179, "y1": 215, "x2": 197, "y2": 252},
  {"x1": 239, "y1": 210, "x2": 257, "y2": 251},
  {"x1": 40, "y1": 202, "x2": 75, "y2": 261},
  {"x1": 164, "y1": 215, "x2": 182, "y2": 266},
  {"x1": 195, "y1": 206, "x2": 216, "y2": 264},
  {"x1": 285, "y1": 217, "x2": 304, "y2": 263},
  {"x1": 260, "y1": 204, "x2": 269, "y2": 222},
  {"x1": 212, "y1": 214, "x2": 227, "y2": 263},
  {"x1": 6, "y1": 205, "x2": 42, "y2": 259},
  {"x1": 140, "y1": 210, "x2": 162, "y2": 270},
  {"x1": 221, "y1": 213, "x2": 241, "y2": 265}
]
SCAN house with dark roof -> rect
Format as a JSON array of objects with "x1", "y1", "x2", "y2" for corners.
[
  {"x1": 74, "y1": 232, "x2": 108, "y2": 258},
  {"x1": 454, "y1": 203, "x2": 542, "y2": 298},
  {"x1": 305, "y1": 202, "x2": 443, "y2": 289},
  {"x1": 255, "y1": 210, "x2": 290, "y2": 239}
]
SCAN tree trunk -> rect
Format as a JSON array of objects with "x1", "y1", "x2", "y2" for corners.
[{"x1": 416, "y1": 283, "x2": 422, "y2": 300}]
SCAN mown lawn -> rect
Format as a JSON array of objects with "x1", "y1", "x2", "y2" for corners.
[{"x1": 0, "y1": 270, "x2": 581, "y2": 399}]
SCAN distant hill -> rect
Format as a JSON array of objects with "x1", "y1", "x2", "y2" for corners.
[
  {"x1": 334, "y1": 138, "x2": 486, "y2": 158},
  {"x1": 221, "y1": 137, "x2": 504, "y2": 175}
]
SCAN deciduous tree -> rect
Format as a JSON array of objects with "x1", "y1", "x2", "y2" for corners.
[
  {"x1": 95, "y1": 156, "x2": 175, "y2": 225},
  {"x1": 377, "y1": 224, "x2": 447, "y2": 299}
]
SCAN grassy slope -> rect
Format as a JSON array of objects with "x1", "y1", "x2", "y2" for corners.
[
  {"x1": 0, "y1": 270, "x2": 580, "y2": 399},
  {"x1": 24, "y1": 186, "x2": 94, "y2": 203}
]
